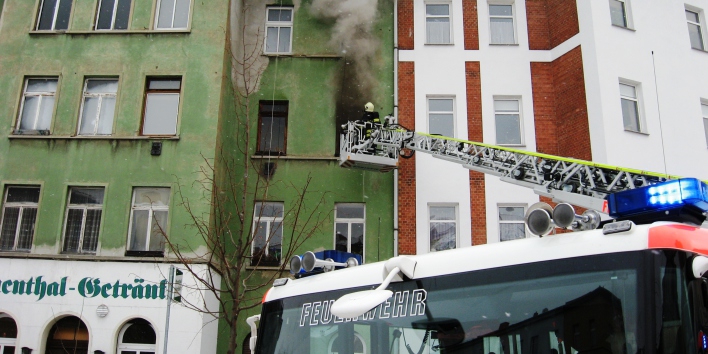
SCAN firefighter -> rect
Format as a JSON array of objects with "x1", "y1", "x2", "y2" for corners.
[{"x1": 362, "y1": 102, "x2": 380, "y2": 139}]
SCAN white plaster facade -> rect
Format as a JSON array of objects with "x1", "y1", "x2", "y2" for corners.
[
  {"x1": 400, "y1": 0, "x2": 708, "y2": 252},
  {"x1": 0, "y1": 258, "x2": 219, "y2": 353}
]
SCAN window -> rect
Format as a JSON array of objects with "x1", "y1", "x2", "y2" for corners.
[
  {"x1": 127, "y1": 187, "x2": 170, "y2": 256},
  {"x1": 117, "y1": 318, "x2": 156, "y2": 354},
  {"x1": 0, "y1": 315, "x2": 17, "y2": 354},
  {"x1": 155, "y1": 0, "x2": 190, "y2": 29},
  {"x1": 251, "y1": 202, "x2": 283, "y2": 266},
  {"x1": 257, "y1": 100, "x2": 288, "y2": 155},
  {"x1": 0, "y1": 186, "x2": 40, "y2": 252},
  {"x1": 36, "y1": 0, "x2": 73, "y2": 30},
  {"x1": 686, "y1": 8, "x2": 706, "y2": 50},
  {"x1": 142, "y1": 78, "x2": 181, "y2": 136},
  {"x1": 429, "y1": 205, "x2": 457, "y2": 252},
  {"x1": 265, "y1": 7, "x2": 293, "y2": 54},
  {"x1": 426, "y1": 3, "x2": 451, "y2": 44},
  {"x1": 702, "y1": 102, "x2": 708, "y2": 147},
  {"x1": 78, "y1": 79, "x2": 118, "y2": 135},
  {"x1": 428, "y1": 97, "x2": 455, "y2": 137},
  {"x1": 63, "y1": 188, "x2": 104, "y2": 254},
  {"x1": 609, "y1": 0, "x2": 628, "y2": 28},
  {"x1": 334, "y1": 204, "x2": 365, "y2": 258},
  {"x1": 95, "y1": 0, "x2": 131, "y2": 30},
  {"x1": 499, "y1": 205, "x2": 526, "y2": 241},
  {"x1": 16, "y1": 78, "x2": 58, "y2": 134},
  {"x1": 328, "y1": 332, "x2": 366, "y2": 354},
  {"x1": 619, "y1": 82, "x2": 641, "y2": 132},
  {"x1": 46, "y1": 316, "x2": 89, "y2": 354},
  {"x1": 489, "y1": 3, "x2": 515, "y2": 44},
  {"x1": 494, "y1": 98, "x2": 522, "y2": 145}
]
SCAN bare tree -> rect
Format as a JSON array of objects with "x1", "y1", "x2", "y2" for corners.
[{"x1": 158, "y1": 2, "x2": 333, "y2": 353}]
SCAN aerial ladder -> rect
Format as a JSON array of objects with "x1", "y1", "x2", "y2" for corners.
[{"x1": 339, "y1": 117, "x2": 708, "y2": 227}]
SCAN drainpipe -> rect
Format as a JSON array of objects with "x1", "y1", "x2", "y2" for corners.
[{"x1": 393, "y1": 0, "x2": 399, "y2": 257}]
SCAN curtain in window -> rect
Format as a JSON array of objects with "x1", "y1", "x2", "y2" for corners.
[
  {"x1": 490, "y1": 18, "x2": 514, "y2": 44},
  {"x1": 426, "y1": 19, "x2": 450, "y2": 44}
]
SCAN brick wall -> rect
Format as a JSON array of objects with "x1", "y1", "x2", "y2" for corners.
[
  {"x1": 526, "y1": 0, "x2": 579, "y2": 50},
  {"x1": 398, "y1": 61, "x2": 416, "y2": 255},
  {"x1": 465, "y1": 62, "x2": 487, "y2": 245},
  {"x1": 463, "y1": 0, "x2": 479, "y2": 50},
  {"x1": 398, "y1": 0, "x2": 414, "y2": 50}
]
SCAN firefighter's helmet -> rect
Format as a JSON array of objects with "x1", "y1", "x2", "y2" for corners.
[{"x1": 365, "y1": 102, "x2": 374, "y2": 112}]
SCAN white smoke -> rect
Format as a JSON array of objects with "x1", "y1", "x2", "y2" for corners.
[{"x1": 310, "y1": 0, "x2": 381, "y2": 97}]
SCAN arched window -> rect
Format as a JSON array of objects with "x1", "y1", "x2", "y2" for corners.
[
  {"x1": 46, "y1": 316, "x2": 89, "y2": 354},
  {"x1": 117, "y1": 318, "x2": 156, "y2": 354},
  {"x1": 328, "y1": 332, "x2": 366, "y2": 354},
  {"x1": 0, "y1": 315, "x2": 17, "y2": 354}
]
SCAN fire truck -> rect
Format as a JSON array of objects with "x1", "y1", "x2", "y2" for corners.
[{"x1": 247, "y1": 119, "x2": 708, "y2": 354}]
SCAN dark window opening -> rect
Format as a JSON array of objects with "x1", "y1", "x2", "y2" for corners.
[{"x1": 257, "y1": 101, "x2": 288, "y2": 156}]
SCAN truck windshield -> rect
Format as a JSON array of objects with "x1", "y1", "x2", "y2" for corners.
[{"x1": 257, "y1": 250, "x2": 693, "y2": 354}]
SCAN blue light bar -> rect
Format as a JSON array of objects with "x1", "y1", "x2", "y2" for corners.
[{"x1": 607, "y1": 178, "x2": 708, "y2": 218}]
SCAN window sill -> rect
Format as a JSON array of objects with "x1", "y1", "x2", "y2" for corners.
[
  {"x1": 496, "y1": 144, "x2": 526, "y2": 148},
  {"x1": 29, "y1": 29, "x2": 191, "y2": 35},
  {"x1": 262, "y1": 53, "x2": 342, "y2": 59},
  {"x1": 624, "y1": 128, "x2": 649, "y2": 135},
  {"x1": 250, "y1": 155, "x2": 338, "y2": 161},
  {"x1": 489, "y1": 43, "x2": 519, "y2": 46},
  {"x1": 611, "y1": 24, "x2": 636, "y2": 31},
  {"x1": 424, "y1": 42, "x2": 454, "y2": 46},
  {"x1": 9, "y1": 135, "x2": 180, "y2": 140},
  {"x1": 125, "y1": 250, "x2": 164, "y2": 257},
  {"x1": 691, "y1": 47, "x2": 708, "y2": 54}
]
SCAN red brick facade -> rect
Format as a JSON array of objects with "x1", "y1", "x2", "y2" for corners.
[
  {"x1": 398, "y1": 61, "x2": 416, "y2": 255},
  {"x1": 463, "y1": 0, "x2": 479, "y2": 50},
  {"x1": 531, "y1": 46, "x2": 590, "y2": 160},
  {"x1": 398, "y1": 0, "x2": 414, "y2": 50},
  {"x1": 526, "y1": 0, "x2": 580, "y2": 50},
  {"x1": 465, "y1": 62, "x2": 487, "y2": 245}
]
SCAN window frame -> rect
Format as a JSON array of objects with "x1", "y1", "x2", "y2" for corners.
[
  {"x1": 154, "y1": 0, "x2": 191, "y2": 30},
  {"x1": 427, "y1": 96, "x2": 456, "y2": 137},
  {"x1": 251, "y1": 202, "x2": 284, "y2": 267},
  {"x1": 77, "y1": 78, "x2": 119, "y2": 136},
  {"x1": 0, "y1": 186, "x2": 41, "y2": 252},
  {"x1": 62, "y1": 187, "x2": 105, "y2": 254},
  {"x1": 493, "y1": 97, "x2": 524, "y2": 146},
  {"x1": 256, "y1": 100, "x2": 289, "y2": 156},
  {"x1": 498, "y1": 204, "x2": 527, "y2": 242},
  {"x1": 428, "y1": 203, "x2": 458, "y2": 252},
  {"x1": 425, "y1": 2, "x2": 452, "y2": 45},
  {"x1": 0, "y1": 315, "x2": 17, "y2": 353},
  {"x1": 15, "y1": 77, "x2": 58, "y2": 135},
  {"x1": 95, "y1": 0, "x2": 133, "y2": 31},
  {"x1": 126, "y1": 187, "x2": 170, "y2": 257},
  {"x1": 141, "y1": 77, "x2": 182, "y2": 136},
  {"x1": 619, "y1": 80, "x2": 645, "y2": 133},
  {"x1": 35, "y1": 0, "x2": 73, "y2": 31},
  {"x1": 609, "y1": 0, "x2": 634, "y2": 29},
  {"x1": 686, "y1": 6, "x2": 707, "y2": 51},
  {"x1": 264, "y1": 6, "x2": 294, "y2": 54},
  {"x1": 488, "y1": 2, "x2": 517, "y2": 45},
  {"x1": 334, "y1": 203, "x2": 366, "y2": 259},
  {"x1": 701, "y1": 100, "x2": 708, "y2": 148},
  {"x1": 116, "y1": 318, "x2": 157, "y2": 354}
]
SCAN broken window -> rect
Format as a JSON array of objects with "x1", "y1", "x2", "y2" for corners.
[{"x1": 257, "y1": 100, "x2": 288, "y2": 155}]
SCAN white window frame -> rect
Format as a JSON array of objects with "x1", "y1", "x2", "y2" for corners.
[
  {"x1": 494, "y1": 97, "x2": 524, "y2": 146},
  {"x1": 62, "y1": 187, "x2": 104, "y2": 254},
  {"x1": 498, "y1": 204, "x2": 527, "y2": 242},
  {"x1": 36, "y1": 0, "x2": 73, "y2": 31},
  {"x1": 95, "y1": 0, "x2": 132, "y2": 30},
  {"x1": 16, "y1": 77, "x2": 58, "y2": 134},
  {"x1": 428, "y1": 204, "x2": 458, "y2": 252},
  {"x1": 701, "y1": 100, "x2": 708, "y2": 148},
  {"x1": 334, "y1": 203, "x2": 365, "y2": 258},
  {"x1": 425, "y1": 2, "x2": 452, "y2": 44},
  {"x1": 154, "y1": 0, "x2": 191, "y2": 30},
  {"x1": 619, "y1": 80, "x2": 645, "y2": 133},
  {"x1": 686, "y1": 6, "x2": 707, "y2": 51},
  {"x1": 142, "y1": 78, "x2": 181, "y2": 136},
  {"x1": 0, "y1": 186, "x2": 40, "y2": 252},
  {"x1": 488, "y1": 2, "x2": 517, "y2": 45},
  {"x1": 251, "y1": 202, "x2": 284, "y2": 266},
  {"x1": 0, "y1": 315, "x2": 17, "y2": 353},
  {"x1": 264, "y1": 6, "x2": 293, "y2": 54},
  {"x1": 427, "y1": 96, "x2": 456, "y2": 137},
  {"x1": 127, "y1": 187, "x2": 170, "y2": 254},
  {"x1": 117, "y1": 319, "x2": 157, "y2": 354},
  {"x1": 78, "y1": 78, "x2": 118, "y2": 136}
]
